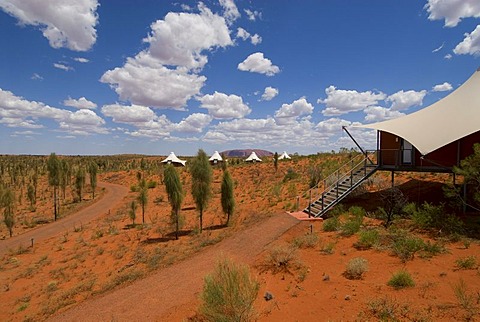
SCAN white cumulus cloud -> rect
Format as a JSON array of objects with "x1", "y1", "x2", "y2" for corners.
[
  {"x1": 454, "y1": 25, "x2": 480, "y2": 56},
  {"x1": 244, "y1": 9, "x2": 261, "y2": 21},
  {"x1": 386, "y1": 90, "x2": 427, "y2": 111},
  {"x1": 319, "y1": 86, "x2": 386, "y2": 116},
  {"x1": 364, "y1": 106, "x2": 405, "y2": 122},
  {"x1": 198, "y1": 91, "x2": 251, "y2": 119},
  {"x1": 261, "y1": 86, "x2": 279, "y2": 101},
  {"x1": 236, "y1": 28, "x2": 262, "y2": 45},
  {"x1": 54, "y1": 63, "x2": 73, "y2": 71},
  {"x1": 0, "y1": 0, "x2": 99, "y2": 51},
  {"x1": 74, "y1": 57, "x2": 89, "y2": 63},
  {"x1": 144, "y1": 5, "x2": 232, "y2": 70},
  {"x1": 238, "y1": 52, "x2": 280, "y2": 76},
  {"x1": 425, "y1": 0, "x2": 480, "y2": 27},
  {"x1": 64, "y1": 97, "x2": 97, "y2": 110},
  {"x1": 173, "y1": 113, "x2": 212, "y2": 133},
  {"x1": 274, "y1": 98, "x2": 313, "y2": 125},
  {"x1": 101, "y1": 104, "x2": 157, "y2": 123},
  {"x1": 432, "y1": 82, "x2": 453, "y2": 92},
  {"x1": 219, "y1": 0, "x2": 240, "y2": 25}
]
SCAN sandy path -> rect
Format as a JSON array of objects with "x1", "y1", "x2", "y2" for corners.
[
  {"x1": 51, "y1": 212, "x2": 299, "y2": 322},
  {"x1": 0, "y1": 182, "x2": 128, "y2": 255}
]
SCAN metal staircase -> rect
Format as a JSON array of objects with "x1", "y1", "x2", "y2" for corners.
[{"x1": 303, "y1": 151, "x2": 378, "y2": 218}]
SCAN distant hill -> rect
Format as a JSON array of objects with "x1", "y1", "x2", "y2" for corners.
[{"x1": 221, "y1": 149, "x2": 273, "y2": 158}]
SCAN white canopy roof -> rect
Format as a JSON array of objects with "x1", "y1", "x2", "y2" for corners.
[
  {"x1": 278, "y1": 151, "x2": 291, "y2": 160},
  {"x1": 161, "y1": 152, "x2": 186, "y2": 166},
  {"x1": 209, "y1": 151, "x2": 223, "y2": 162},
  {"x1": 358, "y1": 69, "x2": 480, "y2": 156},
  {"x1": 245, "y1": 151, "x2": 262, "y2": 162}
]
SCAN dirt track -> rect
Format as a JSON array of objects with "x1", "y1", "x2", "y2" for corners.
[
  {"x1": 51, "y1": 212, "x2": 299, "y2": 321},
  {"x1": 0, "y1": 182, "x2": 128, "y2": 255}
]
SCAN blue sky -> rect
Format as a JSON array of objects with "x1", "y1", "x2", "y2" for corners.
[{"x1": 1, "y1": 0, "x2": 479, "y2": 156}]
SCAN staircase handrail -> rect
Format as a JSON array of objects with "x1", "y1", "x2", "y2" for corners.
[{"x1": 306, "y1": 151, "x2": 377, "y2": 203}]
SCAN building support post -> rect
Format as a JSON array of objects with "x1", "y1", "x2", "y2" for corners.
[{"x1": 391, "y1": 171, "x2": 395, "y2": 188}]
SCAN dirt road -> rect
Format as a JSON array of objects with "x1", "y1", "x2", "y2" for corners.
[
  {"x1": 51, "y1": 212, "x2": 299, "y2": 321},
  {"x1": 0, "y1": 182, "x2": 128, "y2": 255}
]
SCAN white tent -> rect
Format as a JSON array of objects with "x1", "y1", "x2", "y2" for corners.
[
  {"x1": 278, "y1": 151, "x2": 291, "y2": 160},
  {"x1": 358, "y1": 69, "x2": 480, "y2": 156},
  {"x1": 209, "y1": 151, "x2": 223, "y2": 164},
  {"x1": 161, "y1": 152, "x2": 186, "y2": 166},
  {"x1": 245, "y1": 151, "x2": 262, "y2": 162}
]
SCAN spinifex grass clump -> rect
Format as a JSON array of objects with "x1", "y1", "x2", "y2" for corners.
[
  {"x1": 199, "y1": 258, "x2": 259, "y2": 322},
  {"x1": 387, "y1": 270, "x2": 415, "y2": 289},
  {"x1": 354, "y1": 229, "x2": 380, "y2": 250},
  {"x1": 344, "y1": 257, "x2": 368, "y2": 280}
]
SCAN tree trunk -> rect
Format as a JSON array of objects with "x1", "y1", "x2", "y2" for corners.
[
  {"x1": 175, "y1": 211, "x2": 179, "y2": 240},
  {"x1": 199, "y1": 208, "x2": 203, "y2": 233},
  {"x1": 54, "y1": 186, "x2": 57, "y2": 221}
]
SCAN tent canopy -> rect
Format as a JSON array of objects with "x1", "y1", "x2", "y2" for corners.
[
  {"x1": 357, "y1": 69, "x2": 480, "y2": 156},
  {"x1": 209, "y1": 151, "x2": 223, "y2": 162},
  {"x1": 245, "y1": 151, "x2": 262, "y2": 162},
  {"x1": 161, "y1": 152, "x2": 186, "y2": 166},
  {"x1": 278, "y1": 151, "x2": 291, "y2": 160}
]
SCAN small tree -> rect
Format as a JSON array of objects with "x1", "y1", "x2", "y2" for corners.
[
  {"x1": 60, "y1": 159, "x2": 70, "y2": 200},
  {"x1": 378, "y1": 187, "x2": 407, "y2": 227},
  {"x1": 88, "y1": 161, "x2": 98, "y2": 199},
  {"x1": 164, "y1": 165, "x2": 184, "y2": 240},
  {"x1": 75, "y1": 167, "x2": 86, "y2": 202},
  {"x1": 221, "y1": 170, "x2": 235, "y2": 226},
  {"x1": 2, "y1": 188, "x2": 15, "y2": 237},
  {"x1": 27, "y1": 184, "x2": 35, "y2": 207},
  {"x1": 273, "y1": 152, "x2": 279, "y2": 173},
  {"x1": 138, "y1": 179, "x2": 148, "y2": 224},
  {"x1": 190, "y1": 149, "x2": 212, "y2": 233},
  {"x1": 129, "y1": 200, "x2": 137, "y2": 226},
  {"x1": 47, "y1": 153, "x2": 61, "y2": 220}
]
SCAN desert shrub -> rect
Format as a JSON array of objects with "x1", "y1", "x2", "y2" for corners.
[
  {"x1": 199, "y1": 258, "x2": 259, "y2": 322},
  {"x1": 329, "y1": 204, "x2": 345, "y2": 217},
  {"x1": 367, "y1": 297, "x2": 401, "y2": 321},
  {"x1": 263, "y1": 245, "x2": 301, "y2": 274},
  {"x1": 320, "y1": 242, "x2": 335, "y2": 255},
  {"x1": 420, "y1": 240, "x2": 447, "y2": 258},
  {"x1": 349, "y1": 206, "x2": 366, "y2": 218},
  {"x1": 147, "y1": 180, "x2": 157, "y2": 189},
  {"x1": 323, "y1": 216, "x2": 340, "y2": 232},
  {"x1": 378, "y1": 187, "x2": 408, "y2": 227},
  {"x1": 354, "y1": 229, "x2": 380, "y2": 250},
  {"x1": 406, "y1": 202, "x2": 464, "y2": 235},
  {"x1": 292, "y1": 233, "x2": 319, "y2": 249},
  {"x1": 341, "y1": 214, "x2": 363, "y2": 236},
  {"x1": 388, "y1": 270, "x2": 415, "y2": 289},
  {"x1": 455, "y1": 256, "x2": 477, "y2": 270},
  {"x1": 391, "y1": 232, "x2": 425, "y2": 262},
  {"x1": 130, "y1": 184, "x2": 138, "y2": 192},
  {"x1": 282, "y1": 168, "x2": 300, "y2": 183},
  {"x1": 453, "y1": 279, "x2": 478, "y2": 320},
  {"x1": 344, "y1": 257, "x2": 368, "y2": 280}
]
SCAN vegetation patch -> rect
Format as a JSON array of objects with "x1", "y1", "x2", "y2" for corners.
[
  {"x1": 455, "y1": 256, "x2": 477, "y2": 270},
  {"x1": 387, "y1": 270, "x2": 415, "y2": 289},
  {"x1": 343, "y1": 257, "x2": 368, "y2": 280}
]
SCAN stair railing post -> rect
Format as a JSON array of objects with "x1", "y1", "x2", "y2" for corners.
[
  {"x1": 321, "y1": 193, "x2": 324, "y2": 210},
  {"x1": 308, "y1": 190, "x2": 312, "y2": 218}
]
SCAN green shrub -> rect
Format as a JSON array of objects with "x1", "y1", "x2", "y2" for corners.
[
  {"x1": 355, "y1": 229, "x2": 380, "y2": 249},
  {"x1": 420, "y1": 240, "x2": 447, "y2": 258},
  {"x1": 200, "y1": 258, "x2": 259, "y2": 322},
  {"x1": 292, "y1": 233, "x2": 319, "y2": 249},
  {"x1": 388, "y1": 270, "x2": 415, "y2": 289},
  {"x1": 391, "y1": 233, "x2": 425, "y2": 262},
  {"x1": 323, "y1": 216, "x2": 341, "y2": 232},
  {"x1": 455, "y1": 256, "x2": 477, "y2": 270},
  {"x1": 147, "y1": 180, "x2": 157, "y2": 189},
  {"x1": 282, "y1": 168, "x2": 300, "y2": 182},
  {"x1": 407, "y1": 202, "x2": 464, "y2": 235},
  {"x1": 130, "y1": 185, "x2": 138, "y2": 192},
  {"x1": 344, "y1": 257, "x2": 368, "y2": 280},
  {"x1": 263, "y1": 245, "x2": 301, "y2": 274},
  {"x1": 341, "y1": 214, "x2": 363, "y2": 236},
  {"x1": 349, "y1": 206, "x2": 366, "y2": 218}
]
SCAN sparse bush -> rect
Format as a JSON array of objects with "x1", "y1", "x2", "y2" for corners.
[
  {"x1": 388, "y1": 270, "x2": 415, "y2": 289},
  {"x1": 320, "y1": 242, "x2": 335, "y2": 255},
  {"x1": 420, "y1": 240, "x2": 447, "y2": 258},
  {"x1": 263, "y1": 245, "x2": 301, "y2": 274},
  {"x1": 344, "y1": 257, "x2": 368, "y2": 280},
  {"x1": 147, "y1": 180, "x2": 157, "y2": 189},
  {"x1": 282, "y1": 168, "x2": 300, "y2": 182},
  {"x1": 367, "y1": 297, "x2": 407, "y2": 321},
  {"x1": 406, "y1": 202, "x2": 464, "y2": 235},
  {"x1": 323, "y1": 216, "x2": 340, "y2": 232},
  {"x1": 453, "y1": 278, "x2": 478, "y2": 320},
  {"x1": 455, "y1": 256, "x2": 477, "y2": 270},
  {"x1": 130, "y1": 185, "x2": 138, "y2": 192},
  {"x1": 292, "y1": 233, "x2": 319, "y2": 249},
  {"x1": 341, "y1": 214, "x2": 363, "y2": 236},
  {"x1": 199, "y1": 258, "x2": 259, "y2": 322},
  {"x1": 355, "y1": 229, "x2": 380, "y2": 250},
  {"x1": 391, "y1": 232, "x2": 425, "y2": 262}
]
